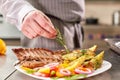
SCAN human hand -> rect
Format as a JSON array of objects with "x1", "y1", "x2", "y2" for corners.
[{"x1": 21, "y1": 10, "x2": 57, "y2": 39}]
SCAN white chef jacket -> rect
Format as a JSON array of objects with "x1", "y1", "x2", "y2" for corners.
[
  {"x1": 0, "y1": 0, "x2": 84, "y2": 30},
  {"x1": 0, "y1": 0, "x2": 36, "y2": 30},
  {"x1": 0, "y1": 0, "x2": 85, "y2": 50}
]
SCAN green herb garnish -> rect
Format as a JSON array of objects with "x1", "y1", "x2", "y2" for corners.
[
  {"x1": 81, "y1": 49, "x2": 87, "y2": 54},
  {"x1": 51, "y1": 74, "x2": 87, "y2": 80},
  {"x1": 67, "y1": 74, "x2": 87, "y2": 80},
  {"x1": 25, "y1": 69, "x2": 35, "y2": 74},
  {"x1": 51, "y1": 77, "x2": 59, "y2": 80},
  {"x1": 55, "y1": 28, "x2": 69, "y2": 53}
]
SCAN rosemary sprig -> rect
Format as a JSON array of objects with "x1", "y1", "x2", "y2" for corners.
[{"x1": 55, "y1": 28, "x2": 69, "y2": 53}]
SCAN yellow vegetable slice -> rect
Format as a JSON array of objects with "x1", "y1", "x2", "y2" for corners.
[
  {"x1": 66, "y1": 56, "x2": 86, "y2": 71},
  {"x1": 90, "y1": 51, "x2": 104, "y2": 69},
  {"x1": 38, "y1": 67, "x2": 50, "y2": 74},
  {"x1": 21, "y1": 66, "x2": 35, "y2": 74},
  {"x1": 88, "y1": 45, "x2": 97, "y2": 52}
]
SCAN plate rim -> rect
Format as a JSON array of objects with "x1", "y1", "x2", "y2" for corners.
[
  {"x1": 14, "y1": 60, "x2": 112, "y2": 80},
  {"x1": 87, "y1": 60, "x2": 112, "y2": 78}
]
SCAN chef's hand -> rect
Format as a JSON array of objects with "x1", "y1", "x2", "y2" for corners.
[{"x1": 21, "y1": 10, "x2": 57, "y2": 39}]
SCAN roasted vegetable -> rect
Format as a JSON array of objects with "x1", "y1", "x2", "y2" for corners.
[
  {"x1": 65, "y1": 56, "x2": 86, "y2": 71},
  {"x1": 62, "y1": 49, "x2": 95, "y2": 61},
  {"x1": 90, "y1": 51, "x2": 104, "y2": 69},
  {"x1": 88, "y1": 45, "x2": 97, "y2": 52},
  {"x1": 62, "y1": 52, "x2": 81, "y2": 61}
]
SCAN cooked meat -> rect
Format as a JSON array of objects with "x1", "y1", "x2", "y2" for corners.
[
  {"x1": 12, "y1": 48, "x2": 65, "y2": 68},
  {"x1": 20, "y1": 60, "x2": 45, "y2": 69}
]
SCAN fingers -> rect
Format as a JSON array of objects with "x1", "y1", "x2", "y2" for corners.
[
  {"x1": 42, "y1": 13, "x2": 54, "y2": 27},
  {"x1": 33, "y1": 12, "x2": 57, "y2": 36},
  {"x1": 37, "y1": 11, "x2": 53, "y2": 25},
  {"x1": 22, "y1": 17, "x2": 56, "y2": 39},
  {"x1": 22, "y1": 24, "x2": 39, "y2": 39},
  {"x1": 31, "y1": 20, "x2": 55, "y2": 39},
  {"x1": 22, "y1": 29, "x2": 34, "y2": 39},
  {"x1": 21, "y1": 10, "x2": 57, "y2": 39}
]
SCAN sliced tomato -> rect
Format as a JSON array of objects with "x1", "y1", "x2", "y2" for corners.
[{"x1": 74, "y1": 67, "x2": 92, "y2": 74}]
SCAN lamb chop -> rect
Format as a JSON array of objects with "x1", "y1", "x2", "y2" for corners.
[{"x1": 12, "y1": 48, "x2": 66, "y2": 68}]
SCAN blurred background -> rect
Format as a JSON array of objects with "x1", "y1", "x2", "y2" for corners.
[
  {"x1": 0, "y1": 0, "x2": 120, "y2": 50},
  {"x1": 82, "y1": 0, "x2": 120, "y2": 50},
  {"x1": 0, "y1": 13, "x2": 20, "y2": 46}
]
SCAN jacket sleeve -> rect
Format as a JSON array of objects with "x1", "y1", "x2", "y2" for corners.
[{"x1": 0, "y1": 0, "x2": 36, "y2": 30}]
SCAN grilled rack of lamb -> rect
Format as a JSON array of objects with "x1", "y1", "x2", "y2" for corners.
[{"x1": 12, "y1": 48, "x2": 66, "y2": 68}]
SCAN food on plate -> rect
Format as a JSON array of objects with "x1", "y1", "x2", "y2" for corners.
[
  {"x1": 90, "y1": 51, "x2": 104, "y2": 69},
  {"x1": 12, "y1": 48, "x2": 63, "y2": 68},
  {"x1": 12, "y1": 45, "x2": 104, "y2": 78},
  {"x1": 88, "y1": 45, "x2": 97, "y2": 52}
]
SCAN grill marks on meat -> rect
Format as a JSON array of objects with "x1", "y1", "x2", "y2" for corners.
[{"x1": 12, "y1": 48, "x2": 64, "y2": 68}]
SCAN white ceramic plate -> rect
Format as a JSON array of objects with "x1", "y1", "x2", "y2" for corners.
[{"x1": 15, "y1": 60, "x2": 112, "y2": 80}]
